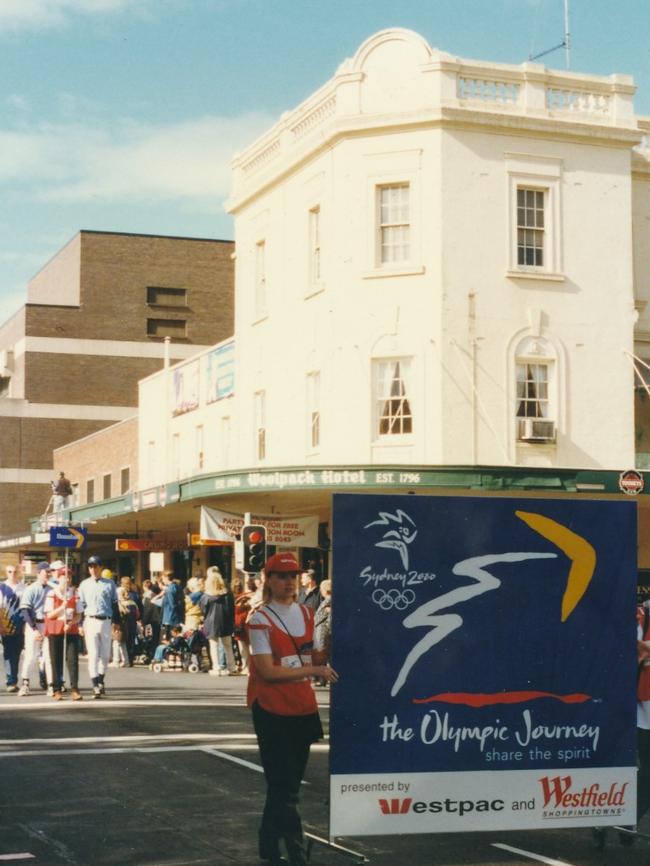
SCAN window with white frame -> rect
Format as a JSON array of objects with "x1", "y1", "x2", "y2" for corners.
[
  {"x1": 171, "y1": 433, "x2": 181, "y2": 479},
  {"x1": 254, "y1": 391, "x2": 266, "y2": 461},
  {"x1": 195, "y1": 424, "x2": 204, "y2": 472},
  {"x1": 307, "y1": 372, "x2": 320, "y2": 450},
  {"x1": 147, "y1": 441, "x2": 156, "y2": 483},
  {"x1": 221, "y1": 416, "x2": 231, "y2": 468},
  {"x1": 255, "y1": 240, "x2": 267, "y2": 318},
  {"x1": 517, "y1": 188, "x2": 545, "y2": 267},
  {"x1": 515, "y1": 358, "x2": 556, "y2": 442},
  {"x1": 378, "y1": 184, "x2": 410, "y2": 266},
  {"x1": 373, "y1": 359, "x2": 413, "y2": 437},
  {"x1": 309, "y1": 207, "x2": 321, "y2": 286},
  {"x1": 506, "y1": 153, "x2": 562, "y2": 277}
]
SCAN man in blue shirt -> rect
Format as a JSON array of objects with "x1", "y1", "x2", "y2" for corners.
[
  {"x1": 0, "y1": 579, "x2": 24, "y2": 693},
  {"x1": 18, "y1": 562, "x2": 53, "y2": 696},
  {"x1": 78, "y1": 556, "x2": 118, "y2": 699}
]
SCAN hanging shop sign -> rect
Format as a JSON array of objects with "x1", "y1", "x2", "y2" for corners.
[
  {"x1": 188, "y1": 532, "x2": 230, "y2": 547},
  {"x1": 329, "y1": 493, "x2": 637, "y2": 836},
  {"x1": 115, "y1": 539, "x2": 188, "y2": 552},
  {"x1": 200, "y1": 506, "x2": 318, "y2": 548},
  {"x1": 619, "y1": 469, "x2": 644, "y2": 495}
]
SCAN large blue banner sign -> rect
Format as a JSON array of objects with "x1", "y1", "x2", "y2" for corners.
[{"x1": 329, "y1": 494, "x2": 637, "y2": 835}]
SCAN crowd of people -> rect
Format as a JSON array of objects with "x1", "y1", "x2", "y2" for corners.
[{"x1": 0, "y1": 556, "x2": 333, "y2": 706}]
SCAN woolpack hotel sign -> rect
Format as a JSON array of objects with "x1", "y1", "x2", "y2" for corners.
[{"x1": 330, "y1": 494, "x2": 637, "y2": 835}]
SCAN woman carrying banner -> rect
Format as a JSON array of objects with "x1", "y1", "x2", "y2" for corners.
[{"x1": 247, "y1": 552, "x2": 338, "y2": 866}]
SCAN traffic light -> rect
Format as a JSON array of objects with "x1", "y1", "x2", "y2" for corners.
[{"x1": 242, "y1": 524, "x2": 267, "y2": 573}]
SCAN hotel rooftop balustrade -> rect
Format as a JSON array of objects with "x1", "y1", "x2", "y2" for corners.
[{"x1": 227, "y1": 29, "x2": 644, "y2": 210}]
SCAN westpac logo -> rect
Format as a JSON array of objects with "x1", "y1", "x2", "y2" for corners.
[
  {"x1": 379, "y1": 798, "x2": 412, "y2": 815},
  {"x1": 378, "y1": 797, "x2": 504, "y2": 817},
  {"x1": 364, "y1": 510, "x2": 417, "y2": 569}
]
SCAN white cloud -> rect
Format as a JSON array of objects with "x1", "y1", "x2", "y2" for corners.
[
  {"x1": 0, "y1": 0, "x2": 141, "y2": 31},
  {"x1": 0, "y1": 112, "x2": 273, "y2": 204}
]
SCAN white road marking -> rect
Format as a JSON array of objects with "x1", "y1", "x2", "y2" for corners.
[
  {"x1": 492, "y1": 842, "x2": 577, "y2": 866},
  {"x1": 0, "y1": 742, "x2": 329, "y2": 759},
  {"x1": 0, "y1": 856, "x2": 35, "y2": 862},
  {"x1": 0, "y1": 700, "x2": 243, "y2": 711},
  {"x1": 0, "y1": 733, "x2": 257, "y2": 746},
  {"x1": 201, "y1": 746, "x2": 312, "y2": 785},
  {"x1": 201, "y1": 746, "x2": 264, "y2": 773}
]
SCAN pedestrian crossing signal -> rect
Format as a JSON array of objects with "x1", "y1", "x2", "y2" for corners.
[{"x1": 242, "y1": 524, "x2": 266, "y2": 573}]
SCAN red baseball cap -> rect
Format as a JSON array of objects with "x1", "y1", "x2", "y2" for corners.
[{"x1": 264, "y1": 552, "x2": 300, "y2": 574}]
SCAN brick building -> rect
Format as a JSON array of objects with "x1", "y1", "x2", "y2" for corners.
[{"x1": 0, "y1": 230, "x2": 233, "y2": 538}]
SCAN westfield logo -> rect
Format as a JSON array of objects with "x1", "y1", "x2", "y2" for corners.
[
  {"x1": 379, "y1": 798, "x2": 412, "y2": 815},
  {"x1": 540, "y1": 775, "x2": 628, "y2": 809}
]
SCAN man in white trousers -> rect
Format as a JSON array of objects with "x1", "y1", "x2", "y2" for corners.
[
  {"x1": 18, "y1": 562, "x2": 53, "y2": 696},
  {"x1": 78, "y1": 556, "x2": 117, "y2": 699}
]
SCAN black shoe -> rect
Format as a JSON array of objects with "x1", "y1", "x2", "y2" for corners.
[{"x1": 285, "y1": 842, "x2": 307, "y2": 866}]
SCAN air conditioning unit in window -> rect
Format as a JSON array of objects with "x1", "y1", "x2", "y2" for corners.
[{"x1": 518, "y1": 418, "x2": 556, "y2": 442}]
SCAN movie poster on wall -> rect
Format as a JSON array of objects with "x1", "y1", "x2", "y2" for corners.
[{"x1": 329, "y1": 494, "x2": 637, "y2": 836}]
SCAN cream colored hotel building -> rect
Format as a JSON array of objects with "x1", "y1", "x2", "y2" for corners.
[{"x1": 9, "y1": 29, "x2": 650, "y2": 577}]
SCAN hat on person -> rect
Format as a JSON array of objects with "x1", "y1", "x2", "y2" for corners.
[
  {"x1": 264, "y1": 552, "x2": 300, "y2": 574},
  {"x1": 50, "y1": 559, "x2": 65, "y2": 571},
  {"x1": 101, "y1": 568, "x2": 113, "y2": 579},
  {"x1": 88, "y1": 555, "x2": 102, "y2": 566},
  {"x1": 37, "y1": 561, "x2": 51, "y2": 572}
]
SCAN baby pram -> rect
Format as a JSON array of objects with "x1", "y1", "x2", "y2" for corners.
[
  {"x1": 150, "y1": 635, "x2": 195, "y2": 673},
  {"x1": 185, "y1": 628, "x2": 211, "y2": 673}
]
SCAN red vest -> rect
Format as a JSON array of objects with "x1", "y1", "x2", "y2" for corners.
[
  {"x1": 247, "y1": 604, "x2": 318, "y2": 716},
  {"x1": 44, "y1": 590, "x2": 80, "y2": 637}
]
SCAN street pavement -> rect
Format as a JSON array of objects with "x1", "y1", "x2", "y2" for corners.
[{"x1": 0, "y1": 663, "x2": 648, "y2": 866}]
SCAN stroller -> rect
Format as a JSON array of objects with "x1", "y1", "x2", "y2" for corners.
[
  {"x1": 185, "y1": 628, "x2": 211, "y2": 673},
  {"x1": 150, "y1": 634, "x2": 196, "y2": 673}
]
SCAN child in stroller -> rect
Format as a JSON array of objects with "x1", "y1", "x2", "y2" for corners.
[{"x1": 150, "y1": 626, "x2": 197, "y2": 673}]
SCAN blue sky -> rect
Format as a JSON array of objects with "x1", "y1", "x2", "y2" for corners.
[{"x1": 0, "y1": 0, "x2": 648, "y2": 322}]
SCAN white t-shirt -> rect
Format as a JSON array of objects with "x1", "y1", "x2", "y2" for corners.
[{"x1": 249, "y1": 602, "x2": 306, "y2": 656}]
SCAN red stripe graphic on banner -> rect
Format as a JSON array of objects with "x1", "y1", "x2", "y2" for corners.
[{"x1": 413, "y1": 691, "x2": 591, "y2": 706}]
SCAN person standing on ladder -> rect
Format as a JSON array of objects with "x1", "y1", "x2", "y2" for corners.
[{"x1": 52, "y1": 471, "x2": 73, "y2": 512}]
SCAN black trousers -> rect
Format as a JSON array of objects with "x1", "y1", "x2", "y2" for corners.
[
  {"x1": 252, "y1": 700, "x2": 322, "y2": 855},
  {"x1": 638, "y1": 727, "x2": 650, "y2": 822},
  {"x1": 47, "y1": 634, "x2": 80, "y2": 690}
]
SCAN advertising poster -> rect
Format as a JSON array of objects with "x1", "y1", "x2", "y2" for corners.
[
  {"x1": 172, "y1": 359, "x2": 200, "y2": 416},
  {"x1": 206, "y1": 341, "x2": 235, "y2": 404},
  {"x1": 330, "y1": 494, "x2": 637, "y2": 836},
  {"x1": 200, "y1": 506, "x2": 318, "y2": 547}
]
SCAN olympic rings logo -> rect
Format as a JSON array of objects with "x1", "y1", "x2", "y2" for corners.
[{"x1": 371, "y1": 588, "x2": 416, "y2": 611}]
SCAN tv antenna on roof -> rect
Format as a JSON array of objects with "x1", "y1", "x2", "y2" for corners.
[{"x1": 529, "y1": 0, "x2": 571, "y2": 69}]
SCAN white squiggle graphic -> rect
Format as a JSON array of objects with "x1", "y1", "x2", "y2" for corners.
[
  {"x1": 371, "y1": 588, "x2": 416, "y2": 611},
  {"x1": 364, "y1": 510, "x2": 418, "y2": 570},
  {"x1": 390, "y1": 551, "x2": 557, "y2": 697}
]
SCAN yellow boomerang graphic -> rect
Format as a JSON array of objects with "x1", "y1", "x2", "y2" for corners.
[
  {"x1": 515, "y1": 510, "x2": 596, "y2": 622},
  {"x1": 69, "y1": 526, "x2": 85, "y2": 549}
]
